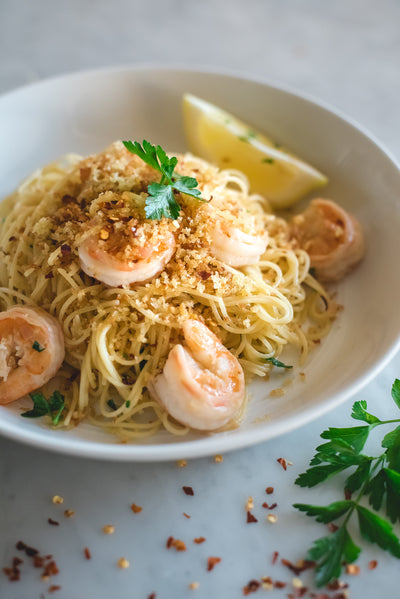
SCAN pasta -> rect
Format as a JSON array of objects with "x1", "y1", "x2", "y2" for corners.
[{"x1": 0, "y1": 142, "x2": 337, "y2": 440}]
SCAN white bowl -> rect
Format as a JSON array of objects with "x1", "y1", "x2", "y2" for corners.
[{"x1": 1, "y1": 66, "x2": 400, "y2": 461}]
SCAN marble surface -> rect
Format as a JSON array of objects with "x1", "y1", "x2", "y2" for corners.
[{"x1": 1, "y1": 1, "x2": 400, "y2": 597}]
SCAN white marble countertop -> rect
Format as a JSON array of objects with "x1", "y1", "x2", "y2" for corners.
[{"x1": 1, "y1": 1, "x2": 400, "y2": 597}]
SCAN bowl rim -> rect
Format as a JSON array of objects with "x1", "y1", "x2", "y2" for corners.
[
  {"x1": 2, "y1": 62, "x2": 400, "y2": 167},
  {"x1": 1, "y1": 63, "x2": 400, "y2": 462}
]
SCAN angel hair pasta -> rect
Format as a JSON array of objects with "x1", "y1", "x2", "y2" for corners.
[{"x1": 0, "y1": 141, "x2": 337, "y2": 440}]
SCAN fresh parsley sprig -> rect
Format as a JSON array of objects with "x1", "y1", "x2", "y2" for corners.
[
  {"x1": 293, "y1": 379, "x2": 400, "y2": 587},
  {"x1": 122, "y1": 140, "x2": 203, "y2": 219},
  {"x1": 21, "y1": 390, "x2": 65, "y2": 425},
  {"x1": 265, "y1": 356, "x2": 292, "y2": 369}
]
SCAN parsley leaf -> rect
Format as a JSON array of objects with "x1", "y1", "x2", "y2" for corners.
[
  {"x1": 123, "y1": 139, "x2": 203, "y2": 219},
  {"x1": 391, "y1": 379, "x2": 400, "y2": 409},
  {"x1": 32, "y1": 340, "x2": 45, "y2": 352},
  {"x1": 294, "y1": 380, "x2": 400, "y2": 587},
  {"x1": 172, "y1": 175, "x2": 202, "y2": 198},
  {"x1": 384, "y1": 468, "x2": 400, "y2": 523},
  {"x1": 351, "y1": 400, "x2": 381, "y2": 424},
  {"x1": 344, "y1": 459, "x2": 373, "y2": 494},
  {"x1": 146, "y1": 184, "x2": 180, "y2": 220},
  {"x1": 21, "y1": 392, "x2": 49, "y2": 418},
  {"x1": 21, "y1": 390, "x2": 65, "y2": 424},
  {"x1": 320, "y1": 425, "x2": 370, "y2": 454},
  {"x1": 265, "y1": 357, "x2": 292, "y2": 369},
  {"x1": 382, "y1": 425, "x2": 400, "y2": 471},
  {"x1": 364, "y1": 469, "x2": 386, "y2": 511},
  {"x1": 357, "y1": 505, "x2": 400, "y2": 558},
  {"x1": 295, "y1": 463, "x2": 351, "y2": 488},
  {"x1": 307, "y1": 528, "x2": 360, "y2": 587},
  {"x1": 48, "y1": 391, "x2": 65, "y2": 425},
  {"x1": 294, "y1": 500, "x2": 353, "y2": 523}
]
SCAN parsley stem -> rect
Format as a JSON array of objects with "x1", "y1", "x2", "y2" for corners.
[
  {"x1": 342, "y1": 455, "x2": 385, "y2": 528},
  {"x1": 376, "y1": 419, "x2": 400, "y2": 426},
  {"x1": 160, "y1": 174, "x2": 169, "y2": 185}
]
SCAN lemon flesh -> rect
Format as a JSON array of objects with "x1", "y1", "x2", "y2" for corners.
[{"x1": 183, "y1": 93, "x2": 328, "y2": 209}]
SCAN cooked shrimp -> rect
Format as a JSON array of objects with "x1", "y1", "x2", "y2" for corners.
[
  {"x1": 290, "y1": 198, "x2": 364, "y2": 282},
  {"x1": 78, "y1": 229, "x2": 176, "y2": 287},
  {"x1": 0, "y1": 306, "x2": 65, "y2": 404},
  {"x1": 149, "y1": 320, "x2": 245, "y2": 431},
  {"x1": 208, "y1": 219, "x2": 268, "y2": 266}
]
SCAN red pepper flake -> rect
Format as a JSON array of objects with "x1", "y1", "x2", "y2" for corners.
[
  {"x1": 166, "y1": 537, "x2": 186, "y2": 551},
  {"x1": 274, "y1": 580, "x2": 287, "y2": 588},
  {"x1": 42, "y1": 560, "x2": 59, "y2": 577},
  {"x1": 12, "y1": 541, "x2": 60, "y2": 583},
  {"x1": 262, "y1": 502, "x2": 277, "y2": 510},
  {"x1": 183, "y1": 486, "x2": 194, "y2": 496},
  {"x1": 48, "y1": 585, "x2": 61, "y2": 593},
  {"x1": 60, "y1": 244, "x2": 71, "y2": 255},
  {"x1": 3, "y1": 557, "x2": 23, "y2": 581},
  {"x1": 183, "y1": 512, "x2": 191, "y2": 519},
  {"x1": 84, "y1": 548, "x2": 91, "y2": 560},
  {"x1": 327, "y1": 522, "x2": 339, "y2": 532},
  {"x1": 281, "y1": 558, "x2": 316, "y2": 575},
  {"x1": 131, "y1": 503, "x2": 143, "y2": 513},
  {"x1": 344, "y1": 489, "x2": 352, "y2": 500},
  {"x1": 272, "y1": 550, "x2": 279, "y2": 565},
  {"x1": 368, "y1": 559, "x2": 378, "y2": 570},
  {"x1": 198, "y1": 270, "x2": 212, "y2": 281},
  {"x1": 243, "y1": 580, "x2": 261, "y2": 595},
  {"x1": 294, "y1": 587, "x2": 309, "y2": 598},
  {"x1": 246, "y1": 511, "x2": 258, "y2": 523},
  {"x1": 33, "y1": 555, "x2": 45, "y2": 568},
  {"x1": 194, "y1": 537, "x2": 206, "y2": 544},
  {"x1": 207, "y1": 556, "x2": 221, "y2": 571},
  {"x1": 326, "y1": 580, "x2": 348, "y2": 591},
  {"x1": 45, "y1": 271, "x2": 54, "y2": 279},
  {"x1": 48, "y1": 518, "x2": 60, "y2": 526},
  {"x1": 16, "y1": 541, "x2": 39, "y2": 557},
  {"x1": 265, "y1": 487, "x2": 274, "y2": 494},
  {"x1": 148, "y1": 594, "x2": 156, "y2": 599},
  {"x1": 277, "y1": 457, "x2": 288, "y2": 470}
]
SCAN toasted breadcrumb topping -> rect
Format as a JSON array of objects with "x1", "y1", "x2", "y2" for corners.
[{"x1": 32, "y1": 141, "x2": 289, "y2": 338}]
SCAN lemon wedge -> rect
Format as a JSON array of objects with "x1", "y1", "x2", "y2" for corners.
[{"x1": 182, "y1": 93, "x2": 328, "y2": 209}]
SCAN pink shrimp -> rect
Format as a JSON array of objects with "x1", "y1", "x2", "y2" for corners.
[
  {"x1": 290, "y1": 198, "x2": 365, "y2": 282},
  {"x1": 149, "y1": 320, "x2": 245, "y2": 431},
  {"x1": 0, "y1": 306, "x2": 65, "y2": 404},
  {"x1": 78, "y1": 230, "x2": 176, "y2": 287},
  {"x1": 208, "y1": 219, "x2": 268, "y2": 267}
]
